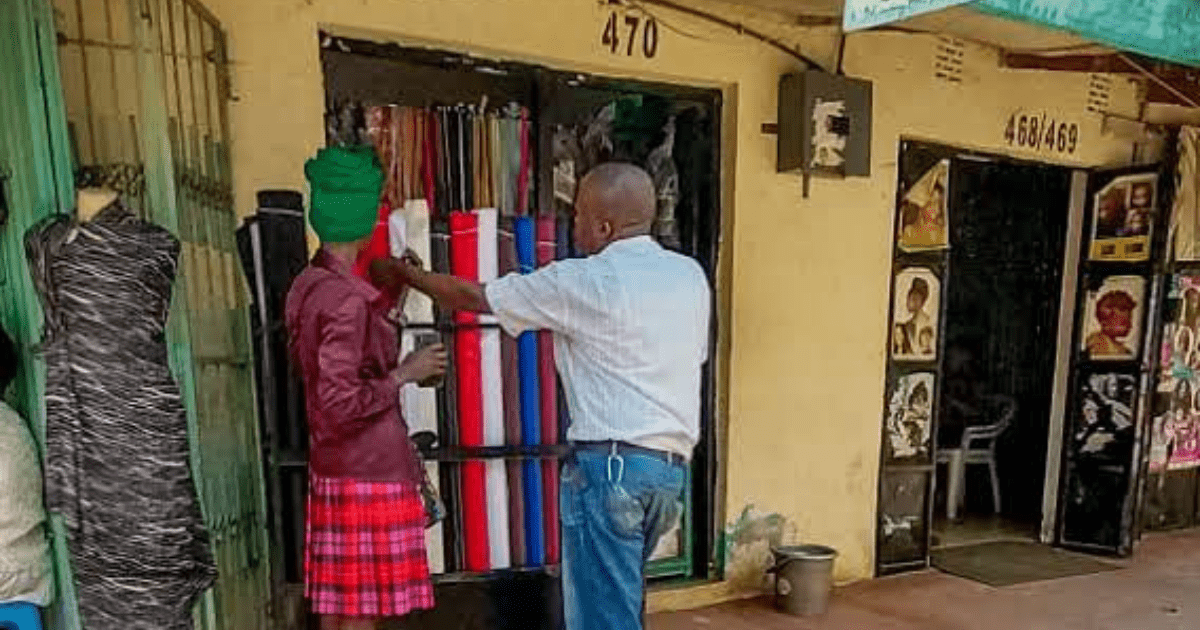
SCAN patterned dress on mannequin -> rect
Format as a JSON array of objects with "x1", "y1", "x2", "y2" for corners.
[{"x1": 25, "y1": 201, "x2": 216, "y2": 630}]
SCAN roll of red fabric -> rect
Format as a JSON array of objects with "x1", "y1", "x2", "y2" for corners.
[
  {"x1": 535, "y1": 214, "x2": 561, "y2": 563},
  {"x1": 449, "y1": 210, "x2": 490, "y2": 573}
]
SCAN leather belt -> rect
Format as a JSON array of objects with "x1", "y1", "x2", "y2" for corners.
[{"x1": 571, "y1": 440, "x2": 687, "y2": 466}]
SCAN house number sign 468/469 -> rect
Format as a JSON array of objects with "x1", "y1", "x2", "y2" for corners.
[
  {"x1": 1004, "y1": 112, "x2": 1080, "y2": 155},
  {"x1": 602, "y1": 10, "x2": 659, "y2": 58}
]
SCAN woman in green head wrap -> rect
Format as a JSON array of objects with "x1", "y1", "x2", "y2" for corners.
[
  {"x1": 287, "y1": 145, "x2": 447, "y2": 630},
  {"x1": 305, "y1": 145, "x2": 384, "y2": 244}
]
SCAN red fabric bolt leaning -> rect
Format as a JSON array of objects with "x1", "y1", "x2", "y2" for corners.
[
  {"x1": 536, "y1": 214, "x2": 561, "y2": 564},
  {"x1": 450, "y1": 210, "x2": 490, "y2": 572}
]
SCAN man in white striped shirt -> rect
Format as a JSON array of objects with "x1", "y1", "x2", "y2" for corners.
[{"x1": 381, "y1": 162, "x2": 711, "y2": 630}]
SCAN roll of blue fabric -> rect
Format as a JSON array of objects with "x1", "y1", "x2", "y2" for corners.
[{"x1": 515, "y1": 216, "x2": 545, "y2": 566}]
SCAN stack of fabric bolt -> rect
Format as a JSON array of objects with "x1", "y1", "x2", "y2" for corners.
[{"x1": 351, "y1": 102, "x2": 561, "y2": 574}]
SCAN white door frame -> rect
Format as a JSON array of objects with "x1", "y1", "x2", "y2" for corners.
[{"x1": 1040, "y1": 170, "x2": 1090, "y2": 543}]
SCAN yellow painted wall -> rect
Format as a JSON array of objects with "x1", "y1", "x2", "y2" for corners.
[{"x1": 201, "y1": 0, "x2": 1148, "y2": 607}]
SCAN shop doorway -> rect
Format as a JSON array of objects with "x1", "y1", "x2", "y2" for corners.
[
  {"x1": 877, "y1": 141, "x2": 1168, "y2": 576},
  {"x1": 931, "y1": 155, "x2": 1072, "y2": 549}
]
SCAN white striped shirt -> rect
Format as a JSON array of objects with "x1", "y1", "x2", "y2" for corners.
[{"x1": 485, "y1": 236, "x2": 710, "y2": 459}]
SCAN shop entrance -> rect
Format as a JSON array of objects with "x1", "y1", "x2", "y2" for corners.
[
  {"x1": 877, "y1": 140, "x2": 1169, "y2": 577},
  {"x1": 931, "y1": 155, "x2": 1072, "y2": 549}
]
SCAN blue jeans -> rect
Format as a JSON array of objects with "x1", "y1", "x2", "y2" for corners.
[{"x1": 560, "y1": 448, "x2": 686, "y2": 630}]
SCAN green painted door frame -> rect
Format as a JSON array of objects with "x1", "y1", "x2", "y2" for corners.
[
  {"x1": 0, "y1": 1, "x2": 81, "y2": 628},
  {"x1": 0, "y1": 0, "x2": 273, "y2": 628}
]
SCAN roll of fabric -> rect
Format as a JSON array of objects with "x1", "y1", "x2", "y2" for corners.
[
  {"x1": 556, "y1": 212, "x2": 574, "y2": 260},
  {"x1": 498, "y1": 219, "x2": 527, "y2": 565},
  {"x1": 394, "y1": 200, "x2": 444, "y2": 574},
  {"x1": 449, "y1": 211, "x2": 489, "y2": 573},
  {"x1": 515, "y1": 216, "x2": 545, "y2": 566},
  {"x1": 554, "y1": 217, "x2": 575, "y2": 436},
  {"x1": 536, "y1": 214, "x2": 561, "y2": 564},
  {"x1": 399, "y1": 200, "x2": 435, "y2": 325},
  {"x1": 429, "y1": 219, "x2": 463, "y2": 570},
  {"x1": 476, "y1": 208, "x2": 510, "y2": 570}
]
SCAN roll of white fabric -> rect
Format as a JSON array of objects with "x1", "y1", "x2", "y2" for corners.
[
  {"x1": 388, "y1": 209, "x2": 407, "y2": 263},
  {"x1": 392, "y1": 200, "x2": 444, "y2": 574},
  {"x1": 475, "y1": 207, "x2": 511, "y2": 569},
  {"x1": 399, "y1": 200, "x2": 435, "y2": 324}
]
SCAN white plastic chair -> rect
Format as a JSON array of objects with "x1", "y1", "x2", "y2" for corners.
[{"x1": 936, "y1": 394, "x2": 1015, "y2": 521}]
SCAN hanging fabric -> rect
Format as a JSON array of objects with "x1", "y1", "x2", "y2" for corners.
[
  {"x1": 518, "y1": 110, "x2": 533, "y2": 215},
  {"x1": 647, "y1": 116, "x2": 682, "y2": 249},
  {"x1": 26, "y1": 202, "x2": 216, "y2": 630}
]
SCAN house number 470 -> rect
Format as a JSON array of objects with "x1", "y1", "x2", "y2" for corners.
[{"x1": 602, "y1": 11, "x2": 659, "y2": 58}]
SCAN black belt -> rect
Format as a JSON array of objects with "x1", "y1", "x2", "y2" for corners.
[{"x1": 571, "y1": 441, "x2": 687, "y2": 466}]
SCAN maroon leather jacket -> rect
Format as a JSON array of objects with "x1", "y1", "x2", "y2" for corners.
[{"x1": 285, "y1": 249, "x2": 421, "y2": 482}]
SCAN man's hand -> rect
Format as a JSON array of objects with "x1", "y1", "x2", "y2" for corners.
[
  {"x1": 393, "y1": 343, "x2": 448, "y2": 385},
  {"x1": 369, "y1": 256, "x2": 418, "y2": 294}
]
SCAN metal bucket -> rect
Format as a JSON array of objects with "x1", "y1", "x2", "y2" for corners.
[{"x1": 768, "y1": 545, "x2": 837, "y2": 616}]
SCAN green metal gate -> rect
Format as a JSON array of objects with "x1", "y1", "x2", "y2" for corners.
[
  {"x1": 0, "y1": 1, "x2": 76, "y2": 627},
  {"x1": 0, "y1": 0, "x2": 272, "y2": 627}
]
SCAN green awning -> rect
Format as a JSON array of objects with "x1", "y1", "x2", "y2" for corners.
[{"x1": 976, "y1": 0, "x2": 1200, "y2": 67}]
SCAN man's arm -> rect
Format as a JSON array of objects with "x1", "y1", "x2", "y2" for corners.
[{"x1": 369, "y1": 257, "x2": 491, "y2": 314}]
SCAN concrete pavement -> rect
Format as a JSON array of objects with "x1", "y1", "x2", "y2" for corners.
[{"x1": 650, "y1": 530, "x2": 1200, "y2": 630}]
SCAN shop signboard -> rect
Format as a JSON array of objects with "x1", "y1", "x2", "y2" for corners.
[
  {"x1": 977, "y1": 0, "x2": 1200, "y2": 67},
  {"x1": 843, "y1": 0, "x2": 975, "y2": 31}
]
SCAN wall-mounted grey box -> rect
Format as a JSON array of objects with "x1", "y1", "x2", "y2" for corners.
[{"x1": 778, "y1": 70, "x2": 873, "y2": 177}]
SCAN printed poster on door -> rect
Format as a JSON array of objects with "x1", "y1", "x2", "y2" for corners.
[
  {"x1": 885, "y1": 372, "x2": 934, "y2": 463},
  {"x1": 892, "y1": 268, "x2": 940, "y2": 362},
  {"x1": 1072, "y1": 373, "x2": 1137, "y2": 464},
  {"x1": 1080, "y1": 275, "x2": 1145, "y2": 361},
  {"x1": 1089, "y1": 173, "x2": 1157, "y2": 262},
  {"x1": 897, "y1": 159, "x2": 950, "y2": 253}
]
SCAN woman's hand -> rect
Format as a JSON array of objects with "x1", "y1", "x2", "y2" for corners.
[{"x1": 393, "y1": 343, "x2": 448, "y2": 386}]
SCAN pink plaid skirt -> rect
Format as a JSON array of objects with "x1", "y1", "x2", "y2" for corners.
[{"x1": 304, "y1": 474, "x2": 434, "y2": 617}]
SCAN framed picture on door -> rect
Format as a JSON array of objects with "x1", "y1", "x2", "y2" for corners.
[
  {"x1": 1080, "y1": 275, "x2": 1146, "y2": 361},
  {"x1": 884, "y1": 372, "x2": 935, "y2": 464},
  {"x1": 1088, "y1": 173, "x2": 1157, "y2": 262},
  {"x1": 897, "y1": 159, "x2": 950, "y2": 253},
  {"x1": 891, "y1": 267, "x2": 941, "y2": 362}
]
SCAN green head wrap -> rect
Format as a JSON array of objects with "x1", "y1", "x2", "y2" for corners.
[{"x1": 304, "y1": 145, "x2": 383, "y2": 243}]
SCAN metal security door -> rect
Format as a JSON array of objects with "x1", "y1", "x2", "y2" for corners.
[
  {"x1": 50, "y1": 0, "x2": 272, "y2": 627},
  {"x1": 0, "y1": 1, "x2": 77, "y2": 628},
  {"x1": 1056, "y1": 166, "x2": 1167, "y2": 555}
]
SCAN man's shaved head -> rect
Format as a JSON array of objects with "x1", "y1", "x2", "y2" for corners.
[{"x1": 573, "y1": 162, "x2": 656, "y2": 255}]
